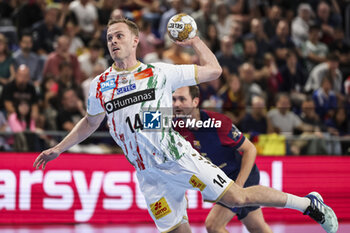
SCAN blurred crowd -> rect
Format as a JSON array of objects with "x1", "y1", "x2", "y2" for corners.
[{"x1": 0, "y1": 0, "x2": 350, "y2": 154}]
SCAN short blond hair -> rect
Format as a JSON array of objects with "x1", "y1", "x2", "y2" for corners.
[{"x1": 107, "y1": 18, "x2": 139, "y2": 36}]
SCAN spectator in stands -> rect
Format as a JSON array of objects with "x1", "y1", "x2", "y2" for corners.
[
  {"x1": 163, "y1": 44, "x2": 192, "y2": 64},
  {"x1": 78, "y1": 39, "x2": 107, "y2": 81},
  {"x1": 240, "y1": 95, "x2": 272, "y2": 134},
  {"x1": 0, "y1": 0, "x2": 15, "y2": 26},
  {"x1": 69, "y1": 0, "x2": 98, "y2": 45},
  {"x1": 0, "y1": 33, "x2": 15, "y2": 89},
  {"x1": 299, "y1": 98, "x2": 325, "y2": 133},
  {"x1": 315, "y1": 1, "x2": 342, "y2": 45},
  {"x1": 312, "y1": 74, "x2": 338, "y2": 121},
  {"x1": 143, "y1": 40, "x2": 173, "y2": 64},
  {"x1": 191, "y1": 0, "x2": 214, "y2": 40},
  {"x1": 64, "y1": 20, "x2": 85, "y2": 56},
  {"x1": 293, "y1": 98, "x2": 330, "y2": 155},
  {"x1": 267, "y1": 93, "x2": 307, "y2": 136},
  {"x1": 302, "y1": 24, "x2": 328, "y2": 72},
  {"x1": 56, "y1": 88, "x2": 86, "y2": 131},
  {"x1": 8, "y1": 98, "x2": 48, "y2": 152},
  {"x1": 97, "y1": 0, "x2": 120, "y2": 28},
  {"x1": 255, "y1": 53, "x2": 282, "y2": 108},
  {"x1": 305, "y1": 53, "x2": 342, "y2": 94},
  {"x1": 326, "y1": 107, "x2": 350, "y2": 136},
  {"x1": 263, "y1": 4, "x2": 282, "y2": 39},
  {"x1": 269, "y1": 20, "x2": 296, "y2": 68},
  {"x1": 291, "y1": 3, "x2": 314, "y2": 48},
  {"x1": 39, "y1": 75, "x2": 59, "y2": 130},
  {"x1": 8, "y1": 99, "x2": 36, "y2": 133},
  {"x1": 218, "y1": 74, "x2": 246, "y2": 125},
  {"x1": 12, "y1": 0, "x2": 44, "y2": 37},
  {"x1": 246, "y1": 18, "x2": 269, "y2": 58},
  {"x1": 242, "y1": 36, "x2": 263, "y2": 69},
  {"x1": 43, "y1": 35, "x2": 82, "y2": 84},
  {"x1": 198, "y1": 81, "x2": 222, "y2": 109},
  {"x1": 206, "y1": 24, "x2": 220, "y2": 55},
  {"x1": 230, "y1": 20, "x2": 244, "y2": 59},
  {"x1": 215, "y1": 35, "x2": 242, "y2": 74},
  {"x1": 32, "y1": 6, "x2": 62, "y2": 55},
  {"x1": 214, "y1": 1, "x2": 232, "y2": 39},
  {"x1": 13, "y1": 32, "x2": 43, "y2": 86},
  {"x1": 158, "y1": 0, "x2": 184, "y2": 39},
  {"x1": 57, "y1": 61, "x2": 84, "y2": 100},
  {"x1": 137, "y1": 20, "x2": 162, "y2": 60},
  {"x1": 1, "y1": 65, "x2": 39, "y2": 122},
  {"x1": 239, "y1": 62, "x2": 264, "y2": 106},
  {"x1": 329, "y1": 27, "x2": 350, "y2": 79},
  {"x1": 325, "y1": 107, "x2": 350, "y2": 154},
  {"x1": 279, "y1": 50, "x2": 307, "y2": 94}
]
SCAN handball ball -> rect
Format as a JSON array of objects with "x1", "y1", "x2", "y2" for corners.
[{"x1": 167, "y1": 13, "x2": 197, "y2": 41}]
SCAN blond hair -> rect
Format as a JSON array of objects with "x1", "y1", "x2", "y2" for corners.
[{"x1": 107, "y1": 18, "x2": 139, "y2": 36}]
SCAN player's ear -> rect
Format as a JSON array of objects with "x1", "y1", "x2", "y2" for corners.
[
  {"x1": 193, "y1": 97, "x2": 200, "y2": 108},
  {"x1": 133, "y1": 35, "x2": 139, "y2": 48}
]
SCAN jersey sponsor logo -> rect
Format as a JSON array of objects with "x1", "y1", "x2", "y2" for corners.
[
  {"x1": 119, "y1": 76, "x2": 128, "y2": 84},
  {"x1": 193, "y1": 140, "x2": 201, "y2": 149},
  {"x1": 189, "y1": 174, "x2": 206, "y2": 191},
  {"x1": 104, "y1": 88, "x2": 155, "y2": 114},
  {"x1": 143, "y1": 111, "x2": 161, "y2": 129},
  {"x1": 150, "y1": 197, "x2": 172, "y2": 220},
  {"x1": 116, "y1": 83, "x2": 136, "y2": 95},
  {"x1": 134, "y1": 68, "x2": 153, "y2": 80},
  {"x1": 101, "y1": 79, "x2": 116, "y2": 92}
]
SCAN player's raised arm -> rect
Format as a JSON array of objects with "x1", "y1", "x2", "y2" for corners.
[
  {"x1": 175, "y1": 36, "x2": 222, "y2": 83},
  {"x1": 33, "y1": 113, "x2": 105, "y2": 169}
]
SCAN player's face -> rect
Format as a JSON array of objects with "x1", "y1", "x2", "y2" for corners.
[
  {"x1": 172, "y1": 87, "x2": 198, "y2": 117},
  {"x1": 107, "y1": 23, "x2": 138, "y2": 62}
]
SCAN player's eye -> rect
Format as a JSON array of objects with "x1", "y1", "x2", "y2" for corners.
[
  {"x1": 116, "y1": 34, "x2": 123, "y2": 39},
  {"x1": 107, "y1": 35, "x2": 113, "y2": 42}
]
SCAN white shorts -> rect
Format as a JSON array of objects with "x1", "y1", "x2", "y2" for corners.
[{"x1": 136, "y1": 148, "x2": 234, "y2": 232}]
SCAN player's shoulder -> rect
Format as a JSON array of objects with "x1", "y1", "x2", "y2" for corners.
[
  {"x1": 202, "y1": 110, "x2": 232, "y2": 127},
  {"x1": 149, "y1": 62, "x2": 176, "y2": 70}
]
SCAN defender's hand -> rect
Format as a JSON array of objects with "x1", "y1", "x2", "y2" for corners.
[{"x1": 33, "y1": 148, "x2": 60, "y2": 170}]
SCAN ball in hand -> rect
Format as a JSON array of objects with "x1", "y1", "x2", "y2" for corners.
[{"x1": 167, "y1": 13, "x2": 197, "y2": 42}]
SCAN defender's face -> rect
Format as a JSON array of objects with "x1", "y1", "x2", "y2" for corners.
[
  {"x1": 173, "y1": 87, "x2": 197, "y2": 117},
  {"x1": 107, "y1": 23, "x2": 138, "y2": 62}
]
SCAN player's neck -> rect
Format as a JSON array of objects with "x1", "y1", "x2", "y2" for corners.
[
  {"x1": 192, "y1": 109, "x2": 201, "y2": 121},
  {"x1": 113, "y1": 58, "x2": 139, "y2": 71}
]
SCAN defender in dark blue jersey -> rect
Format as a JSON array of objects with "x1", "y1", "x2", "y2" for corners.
[{"x1": 173, "y1": 86, "x2": 273, "y2": 233}]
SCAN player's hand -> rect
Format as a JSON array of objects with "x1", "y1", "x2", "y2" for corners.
[
  {"x1": 174, "y1": 36, "x2": 200, "y2": 47},
  {"x1": 33, "y1": 147, "x2": 60, "y2": 170}
]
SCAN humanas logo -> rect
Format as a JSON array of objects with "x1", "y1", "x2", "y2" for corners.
[{"x1": 143, "y1": 109, "x2": 222, "y2": 130}]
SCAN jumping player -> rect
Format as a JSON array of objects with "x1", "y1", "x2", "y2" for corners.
[
  {"x1": 173, "y1": 86, "x2": 272, "y2": 233},
  {"x1": 33, "y1": 18, "x2": 338, "y2": 233}
]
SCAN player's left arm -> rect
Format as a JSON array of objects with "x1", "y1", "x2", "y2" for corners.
[
  {"x1": 176, "y1": 36, "x2": 222, "y2": 83},
  {"x1": 235, "y1": 138, "x2": 257, "y2": 187}
]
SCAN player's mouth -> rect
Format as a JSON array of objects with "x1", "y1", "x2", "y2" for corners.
[
  {"x1": 112, "y1": 47, "x2": 120, "y2": 53},
  {"x1": 175, "y1": 109, "x2": 183, "y2": 115}
]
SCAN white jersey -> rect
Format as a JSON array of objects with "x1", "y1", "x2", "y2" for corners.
[{"x1": 87, "y1": 62, "x2": 198, "y2": 171}]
